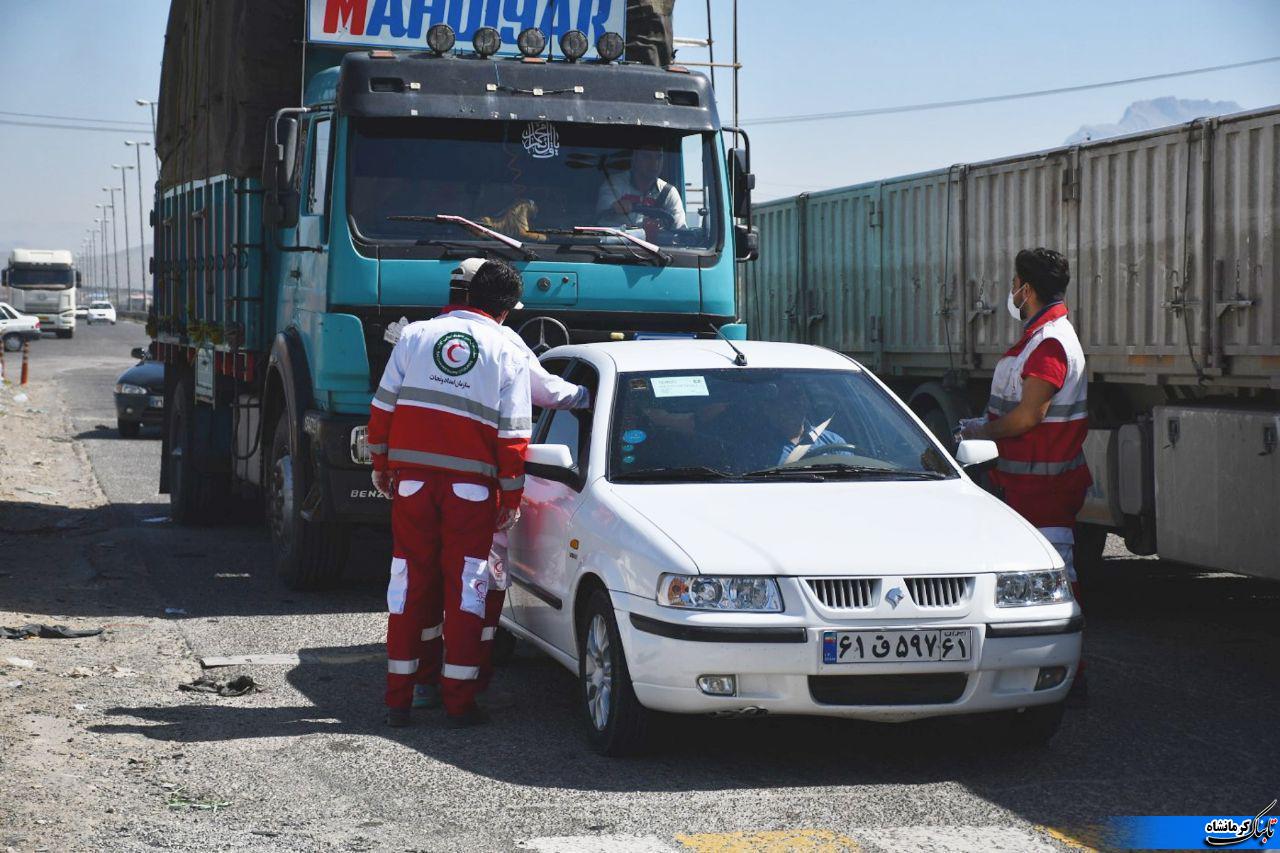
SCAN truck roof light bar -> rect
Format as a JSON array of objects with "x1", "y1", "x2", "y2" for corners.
[
  {"x1": 426, "y1": 24, "x2": 455, "y2": 56},
  {"x1": 472, "y1": 27, "x2": 502, "y2": 58},
  {"x1": 517, "y1": 28, "x2": 547, "y2": 58},
  {"x1": 596, "y1": 32, "x2": 624, "y2": 62},
  {"x1": 559, "y1": 29, "x2": 589, "y2": 62}
]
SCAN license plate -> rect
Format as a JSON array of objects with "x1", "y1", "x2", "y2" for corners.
[
  {"x1": 149, "y1": 396, "x2": 164, "y2": 408},
  {"x1": 822, "y1": 628, "x2": 972, "y2": 664}
]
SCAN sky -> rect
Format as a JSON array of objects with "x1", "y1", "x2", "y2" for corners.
[{"x1": 1, "y1": 0, "x2": 1278, "y2": 263}]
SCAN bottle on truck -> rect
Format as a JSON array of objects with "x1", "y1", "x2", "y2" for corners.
[
  {"x1": 148, "y1": 0, "x2": 757, "y2": 589},
  {"x1": 741, "y1": 105, "x2": 1280, "y2": 582},
  {"x1": 2, "y1": 249, "x2": 79, "y2": 339}
]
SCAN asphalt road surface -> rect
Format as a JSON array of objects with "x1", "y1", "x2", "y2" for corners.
[{"x1": 7, "y1": 321, "x2": 1279, "y2": 852}]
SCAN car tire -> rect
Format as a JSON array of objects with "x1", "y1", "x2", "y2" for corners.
[
  {"x1": 3, "y1": 334, "x2": 21, "y2": 352},
  {"x1": 118, "y1": 418, "x2": 141, "y2": 438},
  {"x1": 266, "y1": 411, "x2": 349, "y2": 590},
  {"x1": 490, "y1": 626, "x2": 518, "y2": 666},
  {"x1": 578, "y1": 589, "x2": 650, "y2": 756},
  {"x1": 167, "y1": 378, "x2": 228, "y2": 524},
  {"x1": 995, "y1": 701, "x2": 1066, "y2": 748}
]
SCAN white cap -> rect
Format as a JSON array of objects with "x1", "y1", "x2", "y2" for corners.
[{"x1": 450, "y1": 257, "x2": 523, "y2": 311}]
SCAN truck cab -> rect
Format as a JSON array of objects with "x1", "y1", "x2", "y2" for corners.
[{"x1": 3, "y1": 249, "x2": 78, "y2": 339}]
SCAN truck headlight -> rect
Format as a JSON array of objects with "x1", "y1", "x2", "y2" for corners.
[
  {"x1": 115, "y1": 383, "x2": 148, "y2": 395},
  {"x1": 995, "y1": 570, "x2": 1071, "y2": 607},
  {"x1": 658, "y1": 574, "x2": 783, "y2": 612},
  {"x1": 350, "y1": 426, "x2": 371, "y2": 465}
]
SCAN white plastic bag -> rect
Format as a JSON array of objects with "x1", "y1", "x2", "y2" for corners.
[
  {"x1": 460, "y1": 556, "x2": 489, "y2": 618},
  {"x1": 387, "y1": 557, "x2": 408, "y2": 614}
]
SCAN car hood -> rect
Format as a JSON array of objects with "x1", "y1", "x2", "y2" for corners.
[
  {"x1": 116, "y1": 361, "x2": 164, "y2": 390},
  {"x1": 607, "y1": 479, "x2": 1058, "y2": 577}
]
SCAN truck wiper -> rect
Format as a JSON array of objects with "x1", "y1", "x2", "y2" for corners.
[
  {"x1": 611, "y1": 465, "x2": 734, "y2": 482},
  {"x1": 572, "y1": 226, "x2": 671, "y2": 265},
  {"x1": 386, "y1": 214, "x2": 537, "y2": 260},
  {"x1": 746, "y1": 463, "x2": 949, "y2": 480}
]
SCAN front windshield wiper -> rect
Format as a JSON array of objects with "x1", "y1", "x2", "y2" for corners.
[
  {"x1": 573, "y1": 226, "x2": 671, "y2": 265},
  {"x1": 747, "y1": 463, "x2": 950, "y2": 480},
  {"x1": 611, "y1": 465, "x2": 734, "y2": 482},
  {"x1": 386, "y1": 214, "x2": 537, "y2": 260}
]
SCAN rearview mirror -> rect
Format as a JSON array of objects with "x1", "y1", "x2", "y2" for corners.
[
  {"x1": 131, "y1": 347, "x2": 149, "y2": 361},
  {"x1": 729, "y1": 147, "x2": 754, "y2": 221},
  {"x1": 262, "y1": 111, "x2": 301, "y2": 229},
  {"x1": 526, "y1": 443, "x2": 574, "y2": 469},
  {"x1": 734, "y1": 223, "x2": 758, "y2": 261},
  {"x1": 955, "y1": 439, "x2": 998, "y2": 471}
]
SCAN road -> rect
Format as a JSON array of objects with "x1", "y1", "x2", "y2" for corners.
[{"x1": 3, "y1": 321, "x2": 1278, "y2": 852}]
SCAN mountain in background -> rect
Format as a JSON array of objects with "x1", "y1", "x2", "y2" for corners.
[{"x1": 1064, "y1": 96, "x2": 1243, "y2": 144}]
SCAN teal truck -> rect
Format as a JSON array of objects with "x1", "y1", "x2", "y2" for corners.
[{"x1": 150, "y1": 0, "x2": 755, "y2": 588}]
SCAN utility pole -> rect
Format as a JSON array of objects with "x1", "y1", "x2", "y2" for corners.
[
  {"x1": 125, "y1": 140, "x2": 151, "y2": 309},
  {"x1": 102, "y1": 188, "x2": 121, "y2": 309},
  {"x1": 113, "y1": 164, "x2": 136, "y2": 311},
  {"x1": 93, "y1": 216, "x2": 108, "y2": 302}
]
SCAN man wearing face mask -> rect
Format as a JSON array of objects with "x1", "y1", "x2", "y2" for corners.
[{"x1": 961, "y1": 248, "x2": 1091, "y2": 697}]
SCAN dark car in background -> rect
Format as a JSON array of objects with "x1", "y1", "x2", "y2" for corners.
[{"x1": 114, "y1": 347, "x2": 163, "y2": 437}]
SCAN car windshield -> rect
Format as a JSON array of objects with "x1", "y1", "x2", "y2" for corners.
[
  {"x1": 348, "y1": 118, "x2": 722, "y2": 256},
  {"x1": 608, "y1": 368, "x2": 957, "y2": 481},
  {"x1": 91, "y1": 302, "x2": 112, "y2": 309},
  {"x1": 7, "y1": 268, "x2": 74, "y2": 288}
]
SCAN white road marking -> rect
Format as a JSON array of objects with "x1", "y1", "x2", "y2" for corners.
[{"x1": 516, "y1": 835, "x2": 679, "y2": 852}]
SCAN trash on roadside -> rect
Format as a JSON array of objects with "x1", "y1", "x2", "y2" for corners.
[
  {"x1": 74, "y1": 703, "x2": 88, "y2": 710},
  {"x1": 12, "y1": 392, "x2": 28, "y2": 403},
  {"x1": 62, "y1": 666, "x2": 97, "y2": 678},
  {"x1": 200, "y1": 654, "x2": 298, "y2": 668},
  {"x1": 165, "y1": 788, "x2": 232, "y2": 812},
  {"x1": 4, "y1": 657, "x2": 35, "y2": 669},
  {"x1": 163, "y1": 608, "x2": 187, "y2": 616},
  {"x1": 2, "y1": 623, "x2": 104, "y2": 640},
  {"x1": 108, "y1": 665, "x2": 138, "y2": 678},
  {"x1": 3, "y1": 680, "x2": 22, "y2": 688},
  {"x1": 178, "y1": 674, "x2": 261, "y2": 697}
]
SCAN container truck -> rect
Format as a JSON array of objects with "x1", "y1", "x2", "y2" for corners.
[
  {"x1": 742, "y1": 105, "x2": 1279, "y2": 581},
  {"x1": 2, "y1": 249, "x2": 78, "y2": 338},
  {"x1": 149, "y1": 0, "x2": 756, "y2": 588}
]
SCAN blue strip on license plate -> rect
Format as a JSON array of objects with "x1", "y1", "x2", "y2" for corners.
[{"x1": 822, "y1": 628, "x2": 972, "y2": 663}]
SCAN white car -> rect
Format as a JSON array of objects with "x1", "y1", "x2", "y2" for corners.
[
  {"x1": 86, "y1": 301, "x2": 116, "y2": 324},
  {"x1": 0, "y1": 302, "x2": 41, "y2": 352},
  {"x1": 500, "y1": 340, "x2": 1081, "y2": 755}
]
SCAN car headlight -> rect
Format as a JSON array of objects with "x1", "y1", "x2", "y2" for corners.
[
  {"x1": 658, "y1": 574, "x2": 783, "y2": 612},
  {"x1": 995, "y1": 570, "x2": 1072, "y2": 607},
  {"x1": 115, "y1": 383, "x2": 148, "y2": 395}
]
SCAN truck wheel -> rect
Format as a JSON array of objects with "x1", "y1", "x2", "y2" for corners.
[
  {"x1": 167, "y1": 379, "x2": 228, "y2": 523},
  {"x1": 919, "y1": 405, "x2": 955, "y2": 451},
  {"x1": 3, "y1": 334, "x2": 20, "y2": 352},
  {"x1": 1074, "y1": 524, "x2": 1108, "y2": 585},
  {"x1": 118, "y1": 419, "x2": 141, "y2": 438},
  {"x1": 578, "y1": 589, "x2": 650, "y2": 756},
  {"x1": 991, "y1": 701, "x2": 1066, "y2": 749},
  {"x1": 266, "y1": 411, "x2": 348, "y2": 590}
]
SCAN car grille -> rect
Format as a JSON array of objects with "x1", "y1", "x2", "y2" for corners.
[
  {"x1": 905, "y1": 576, "x2": 973, "y2": 608},
  {"x1": 809, "y1": 674, "x2": 969, "y2": 706},
  {"x1": 805, "y1": 578, "x2": 877, "y2": 610}
]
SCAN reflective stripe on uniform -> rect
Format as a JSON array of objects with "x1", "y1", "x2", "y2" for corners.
[
  {"x1": 397, "y1": 385, "x2": 501, "y2": 425},
  {"x1": 987, "y1": 395, "x2": 1088, "y2": 420},
  {"x1": 374, "y1": 386, "x2": 398, "y2": 406},
  {"x1": 388, "y1": 449, "x2": 498, "y2": 479},
  {"x1": 480, "y1": 626, "x2": 497, "y2": 641},
  {"x1": 996, "y1": 453, "x2": 1088, "y2": 476},
  {"x1": 499, "y1": 475, "x2": 525, "y2": 491},
  {"x1": 498, "y1": 416, "x2": 532, "y2": 432},
  {"x1": 387, "y1": 658, "x2": 419, "y2": 675},
  {"x1": 421, "y1": 624, "x2": 443, "y2": 641},
  {"x1": 442, "y1": 662, "x2": 480, "y2": 680},
  {"x1": 367, "y1": 443, "x2": 388, "y2": 454}
]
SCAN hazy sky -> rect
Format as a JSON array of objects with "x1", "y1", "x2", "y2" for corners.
[{"x1": 1, "y1": 0, "x2": 1278, "y2": 261}]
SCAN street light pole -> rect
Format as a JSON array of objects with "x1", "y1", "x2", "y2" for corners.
[
  {"x1": 93, "y1": 215, "x2": 109, "y2": 302},
  {"x1": 113, "y1": 164, "x2": 136, "y2": 312},
  {"x1": 125, "y1": 140, "x2": 151, "y2": 310},
  {"x1": 136, "y1": 99, "x2": 159, "y2": 171},
  {"x1": 102, "y1": 188, "x2": 121, "y2": 309}
]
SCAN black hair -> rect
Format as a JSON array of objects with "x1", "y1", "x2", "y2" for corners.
[
  {"x1": 1015, "y1": 248, "x2": 1070, "y2": 303},
  {"x1": 467, "y1": 260, "x2": 523, "y2": 316}
]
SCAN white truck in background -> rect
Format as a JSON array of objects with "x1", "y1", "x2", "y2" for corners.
[{"x1": 2, "y1": 249, "x2": 78, "y2": 338}]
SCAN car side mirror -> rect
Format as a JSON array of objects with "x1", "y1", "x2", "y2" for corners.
[
  {"x1": 526, "y1": 443, "x2": 575, "y2": 470},
  {"x1": 131, "y1": 347, "x2": 149, "y2": 361},
  {"x1": 955, "y1": 439, "x2": 998, "y2": 472}
]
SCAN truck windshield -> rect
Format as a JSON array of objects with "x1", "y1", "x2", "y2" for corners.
[
  {"x1": 348, "y1": 118, "x2": 722, "y2": 256},
  {"x1": 7, "y1": 268, "x2": 74, "y2": 288},
  {"x1": 608, "y1": 369, "x2": 958, "y2": 482}
]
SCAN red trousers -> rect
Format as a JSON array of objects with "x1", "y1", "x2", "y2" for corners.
[{"x1": 385, "y1": 471, "x2": 497, "y2": 715}]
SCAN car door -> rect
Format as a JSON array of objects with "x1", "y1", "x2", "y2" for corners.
[{"x1": 507, "y1": 359, "x2": 598, "y2": 655}]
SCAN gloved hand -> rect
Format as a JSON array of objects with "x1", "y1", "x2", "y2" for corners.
[
  {"x1": 571, "y1": 385, "x2": 591, "y2": 410},
  {"x1": 371, "y1": 469, "x2": 394, "y2": 499},
  {"x1": 957, "y1": 417, "x2": 988, "y2": 441},
  {"x1": 496, "y1": 506, "x2": 521, "y2": 531}
]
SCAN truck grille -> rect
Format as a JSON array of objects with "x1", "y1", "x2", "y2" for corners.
[
  {"x1": 805, "y1": 578, "x2": 876, "y2": 610},
  {"x1": 905, "y1": 576, "x2": 972, "y2": 608}
]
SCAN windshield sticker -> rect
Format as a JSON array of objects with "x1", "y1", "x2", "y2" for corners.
[
  {"x1": 629, "y1": 378, "x2": 649, "y2": 391},
  {"x1": 521, "y1": 121, "x2": 560, "y2": 159},
  {"x1": 650, "y1": 376, "x2": 709, "y2": 398},
  {"x1": 622, "y1": 429, "x2": 647, "y2": 444}
]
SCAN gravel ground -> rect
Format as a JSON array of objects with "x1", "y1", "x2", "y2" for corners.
[{"x1": 1, "y1": 323, "x2": 1277, "y2": 853}]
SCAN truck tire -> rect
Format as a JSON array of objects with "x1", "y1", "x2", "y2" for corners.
[
  {"x1": 3, "y1": 334, "x2": 21, "y2": 352},
  {"x1": 578, "y1": 589, "x2": 650, "y2": 756},
  {"x1": 166, "y1": 379, "x2": 228, "y2": 524},
  {"x1": 266, "y1": 411, "x2": 348, "y2": 590},
  {"x1": 1074, "y1": 523, "x2": 1108, "y2": 585}
]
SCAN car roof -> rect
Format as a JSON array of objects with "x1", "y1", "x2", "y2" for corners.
[{"x1": 543, "y1": 340, "x2": 863, "y2": 373}]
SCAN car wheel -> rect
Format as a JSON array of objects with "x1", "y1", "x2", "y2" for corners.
[
  {"x1": 118, "y1": 418, "x2": 141, "y2": 438},
  {"x1": 993, "y1": 701, "x2": 1066, "y2": 749},
  {"x1": 578, "y1": 589, "x2": 650, "y2": 756},
  {"x1": 3, "y1": 334, "x2": 21, "y2": 352},
  {"x1": 266, "y1": 411, "x2": 349, "y2": 590},
  {"x1": 490, "y1": 626, "x2": 518, "y2": 666}
]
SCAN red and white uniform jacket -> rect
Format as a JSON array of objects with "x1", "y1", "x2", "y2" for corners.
[
  {"x1": 367, "y1": 307, "x2": 532, "y2": 509},
  {"x1": 985, "y1": 302, "x2": 1092, "y2": 528},
  {"x1": 500, "y1": 326, "x2": 589, "y2": 410}
]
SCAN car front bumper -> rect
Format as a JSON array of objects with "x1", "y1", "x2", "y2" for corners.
[
  {"x1": 613, "y1": 591, "x2": 1081, "y2": 721},
  {"x1": 115, "y1": 392, "x2": 164, "y2": 424}
]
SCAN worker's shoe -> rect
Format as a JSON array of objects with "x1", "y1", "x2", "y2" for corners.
[
  {"x1": 444, "y1": 705, "x2": 490, "y2": 729},
  {"x1": 412, "y1": 684, "x2": 441, "y2": 710},
  {"x1": 386, "y1": 707, "x2": 412, "y2": 728}
]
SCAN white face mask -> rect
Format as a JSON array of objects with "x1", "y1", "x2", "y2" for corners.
[{"x1": 1007, "y1": 284, "x2": 1027, "y2": 321}]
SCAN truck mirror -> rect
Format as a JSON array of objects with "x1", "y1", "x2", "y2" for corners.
[
  {"x1": 263, "y1": 113, "x2": 301, "y2": 229},
  {"x1": 734, "y1": 223, "x2": 759, "y2": 262},
  {"x1": 75, "y1": 271, "x2": 83, "y2": 288},
  {"x1": 729, "y1": 148, "x2": 754, "y2": 221}
]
